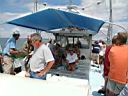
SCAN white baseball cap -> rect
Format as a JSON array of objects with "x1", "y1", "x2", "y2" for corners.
[{"x1": 13, "y1": 30, "x2": 20, "y2": 35}]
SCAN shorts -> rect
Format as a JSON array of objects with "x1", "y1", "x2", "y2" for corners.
[
  {"x1": 119, "y1": 84, "x2": 128, "y2": 96},
  {"x1": 69, "y1": 62, "x2": 75, "y2": 65},
  {"x1": 3, "y1": 55, "x2": 14, "y2": 74},
  {"x1": 30, "y1": 71, "x2": 47, "y2": 80},
  {"x1": 107, "y1": 78, "x2": 125, "y2": 95}
]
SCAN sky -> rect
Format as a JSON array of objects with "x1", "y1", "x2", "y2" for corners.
[{"x1": 0, "y1": 0, "x2": 128, "y2": 39}]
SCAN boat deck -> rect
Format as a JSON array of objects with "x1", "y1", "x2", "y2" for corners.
[
  {"x1": 50, "y1": 59, "x2": 105, "y2": 96},
  {"x1": 49, "y1": 59, "x2": 90, "y2": 80},
  {"x1": 49, "y1": 48, "x2": 91, "y2": 80},
  {"x1": 49, "y1": 47, "x2": 105, "y2": 96},
  {"x1": 16, "y1": 48, "x2": 104, "y2": 96},
  {"x1": 89, "y1": 62, "x2": 104, "y2": 96}
]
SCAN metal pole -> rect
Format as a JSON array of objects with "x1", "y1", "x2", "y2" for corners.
[
  {"x1": 88, "y1": 34, "x2": 92, "y2": 60},
  {"x1": 33, "y1": 0, "x2": 41, "y2": 33},
  {"x1": 107, "y1": 0, "x2": 112, "y2": 44},
  {"x1": 106, "y1": 22, "x2": 127, "y2": 33},
  {"x1": 69, "y1": 0, "x2": 73, "y2": 5},
  {"x1": 35, "y1": 0, "x2": 37, "y2": 12},
  {"x1": 33, "y1": 0, "x2": 38, "y2": 13}
]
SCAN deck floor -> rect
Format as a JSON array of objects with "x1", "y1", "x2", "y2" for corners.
[
  {"x1": 49, "y1": 59, "x2": 105, "y2": 96},
  {"x1": 49, "y1": 59, "x2": 90, "y2": 80},
  {"x1": 89, "y1": 62, "x2": 105, "y2": 96}
]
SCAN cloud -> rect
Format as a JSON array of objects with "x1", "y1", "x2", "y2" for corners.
[
  {"x1": 0, "y1": 12, "x2": 22, "y2": 21},
  {"x1": 0, "y1": 0, "x2": 128, "y2": 39},
  {"x1": 0, "y1": 12, "x2": 27, "y2": 38},
  {"x1": 0, "y1": 25, "x2": 5, "y2": 31},
  {"x1": 0, "y1": 12, "x2": 30, "y2": 38},
  {"x1": 24, "y1": 2, "x2": 34, "y2": 12},
  {"x1": 81, "y1": 0, "x2": 128, "y2": 40},
  {"x1": 81, "y1": 0, "x2": 128, "y2": 21}
]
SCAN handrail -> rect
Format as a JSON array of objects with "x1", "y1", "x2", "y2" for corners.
[
  {"x1": 106, "y1": 21, "x2": 127, "y2": 33},
  {"x1": 98, "y1": 22, "x2": 127, "y2": 43}
]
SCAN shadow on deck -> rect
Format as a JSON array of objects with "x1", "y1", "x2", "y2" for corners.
[{"x1": 49, "y1": 59, "x2": 90, "y2": 80}]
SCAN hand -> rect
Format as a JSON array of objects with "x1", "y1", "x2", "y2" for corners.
[
  {"x1": 104, "y1": 76, "x2": 108, "y2": 79},
  {"x1": 36, "y1": 71, "x2": 46, "y2": 77}
]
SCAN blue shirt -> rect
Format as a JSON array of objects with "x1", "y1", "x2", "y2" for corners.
[{"x1": 3, "y1": 37, "x2": 16, "y2": 55}]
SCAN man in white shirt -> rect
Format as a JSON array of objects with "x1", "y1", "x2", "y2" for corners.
[{"x1": 29, "y1": 33, "x2": 54, "y2": 80}]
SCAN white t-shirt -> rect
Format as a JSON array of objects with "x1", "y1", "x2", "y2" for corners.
[
  {"x1": 30, "y1": 44, "x2": 54, "y2": 72},
  {"x1": 66, "y1": 53, "x2": 78, "y2": 64},
  {"x1": 99, "y1": 43, "x2": 106, "y2": 56}
]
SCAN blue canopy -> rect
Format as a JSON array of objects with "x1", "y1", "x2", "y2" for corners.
[{"x1": 7, "y1": 8, "x2": 105, "y2": 33}]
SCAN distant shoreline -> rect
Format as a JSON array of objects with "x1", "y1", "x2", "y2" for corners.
[{"x1": 0, "y1": 38, "x2": 50, "y2": 49}]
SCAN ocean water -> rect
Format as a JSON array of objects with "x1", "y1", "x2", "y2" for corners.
[
  {"x1": 0, "y1": 38, "x2": 49, "y2": 50},
  {"x1": 0, "y1": 38, "x2": 26, "y2": 50}
]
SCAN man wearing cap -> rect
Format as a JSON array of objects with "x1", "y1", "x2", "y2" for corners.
[{"x1": 3, "y1": 31, "x2": 20, "y2": 74}]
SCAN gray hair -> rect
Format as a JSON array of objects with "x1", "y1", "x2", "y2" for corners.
[{"x1": 30, "y1": 33, "x2": 42, "y2": 43}]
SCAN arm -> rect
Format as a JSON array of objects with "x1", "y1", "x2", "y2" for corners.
[
  {"x1": 104, "y1": 46, "x2": 112, "y2": 77},
  {"x1": 66, "y1": 60, "x2": 69, "y2": 65},
  {"x1": 37, "y1": 46, "x2": 55, "y2": 77},
  {"x1": 37, "y1": 61, "x2": 54, "y2": 77},
  {"x1": 10, "y1": 48, "x2": 19, "y2": 55},
  {"x1": 66, "y1": 54, "x2": 70, "y2": 65},
  {"x1": 10, "y1": 48, "x2": 25, "y2": 58},
  {"x1": 75, "y1": 54, "x2": 79, "y2": 64},
  {"x1": 9, "y1": 39, "x2": 19, "y2": 55}
]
